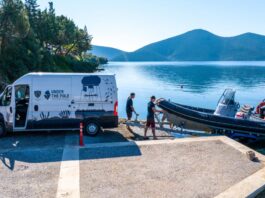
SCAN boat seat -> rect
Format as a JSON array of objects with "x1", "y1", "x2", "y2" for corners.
[
  {"x1": 240, "y1": 105, "x2": 254, "y2": 114},
  {"x1": 235, "y1": 105, "x2": 254, "y2": 119}
]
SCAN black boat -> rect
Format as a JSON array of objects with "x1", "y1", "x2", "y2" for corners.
[{"x1": 157, "y1": 89, "x2": 265, "y2": 135}]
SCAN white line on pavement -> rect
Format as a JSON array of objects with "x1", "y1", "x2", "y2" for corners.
[{"x1": 56, "y1": 135, "x2": 80, "y2": 198}]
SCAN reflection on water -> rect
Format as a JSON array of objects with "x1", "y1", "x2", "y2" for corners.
[{"x1": 102, "y1": 62, "x2": 265, "y2": 119}]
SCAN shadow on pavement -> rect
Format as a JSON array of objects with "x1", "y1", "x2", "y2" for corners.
[
  {"x1": 0, "y1": 130, "x2": 70, "y2": 150},
  {"x1": 84, "y1": 129, "x2": 131, "y2": 144},
  {"x1": 0, "y1": 129, "x2": 142, "y2": 170},
  {"x1": 0, "y1": 154, "x2": 15, "y2": 170},
  {"x1": 80, "y1": 143, "x2": 142, "y2": 160}
]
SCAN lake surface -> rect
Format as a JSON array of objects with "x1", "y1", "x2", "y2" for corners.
[{"x1": 102, "y1": 62, "x2": 265, "y2": 119}]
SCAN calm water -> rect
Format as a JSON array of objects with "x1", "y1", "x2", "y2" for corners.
[{"x1": 102, "y1": 62, "x2": 265, "y2": 119}]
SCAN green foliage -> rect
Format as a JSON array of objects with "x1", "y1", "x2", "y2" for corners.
[
  {"x1": 98, "y1": 57, "x2": 108, "y2": 65},
  {"x1": 0, "y1": 0, "x2": 102, "y2": 84},
  {"x1": 83, "y1": 53, "x2": 108, "y2": 65}
]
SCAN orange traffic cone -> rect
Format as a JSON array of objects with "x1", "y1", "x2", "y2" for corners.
[{"x1": 79, "y1": 122, "x2": 84, "y2": 146}]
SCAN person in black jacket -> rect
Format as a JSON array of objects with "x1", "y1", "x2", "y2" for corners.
[{"x1": 126, "y1": 93, "x2": 137, "y2": 120}]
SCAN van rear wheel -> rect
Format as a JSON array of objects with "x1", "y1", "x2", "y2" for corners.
[
  {"x1": 0, "y1": 122, "x2": 7, "y2": 138},
  {"x1": 84, "y1": 121, "x2": 100, "y2": 136}
]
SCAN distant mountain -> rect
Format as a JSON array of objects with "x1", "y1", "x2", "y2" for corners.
[
  {"x1": 91, "y1": 45, "x2": 126, "y2": 60},
  {"x1": 93, "y1": 29, "x2": 265, "y2": 61}
]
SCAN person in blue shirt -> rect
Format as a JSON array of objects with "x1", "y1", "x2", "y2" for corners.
[{"x1": 144, "y1": 96, "x2": 163, "y2": 140}]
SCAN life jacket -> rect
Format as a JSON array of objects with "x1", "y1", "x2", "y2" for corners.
[{"x1": 256, "y1": 101, "x2": 265, "y2": 114}]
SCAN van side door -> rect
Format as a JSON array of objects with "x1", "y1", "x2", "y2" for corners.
[
  {"x1": 0, "y1": 86, "x2": 14, "y2": 130},
  {"x1": 13, "y1": 85, "x2": 30, "y2": 129}
]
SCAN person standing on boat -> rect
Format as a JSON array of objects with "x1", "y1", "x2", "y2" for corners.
[
  {"x1": 144, "y1": 96, "x2": 163, "y2": 140},
  {"x1": 126, "y1": 92, "x2": 138, "y2": 120}
]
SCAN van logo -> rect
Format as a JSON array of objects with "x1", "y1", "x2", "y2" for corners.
[
  {"x1": 82, "y1": 76, "x2": 101, "y2": 92},
  {"x1": 44, "y1": 90, "x2": 51, "y2": 100},
  {"x1": 34, "y1": 90, "x2": 41, "y2": 98},
  {"x1": 43, "y1": 90, "x2": 69, "y2": 100}
]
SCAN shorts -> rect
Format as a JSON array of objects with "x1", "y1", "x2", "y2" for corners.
[
  {"x1": 146, "y1": 119, "x2": 155, "y2": 128},
  {"x1": 126, "y1": 111, "x2": 132, "y2": 120}
]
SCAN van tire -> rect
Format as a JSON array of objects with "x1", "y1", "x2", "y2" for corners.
[
  {"x1": 0, "y1": 122, "x2": 7, "y2": 138},
  {"x1": 84, "y1": 121, "x2": 100, "y2": 136}
]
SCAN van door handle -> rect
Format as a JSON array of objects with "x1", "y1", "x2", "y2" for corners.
[
  {"x1": 34, "y1": 105, "x2": 39, "y2": 112},
  {"x1": 10, "y1": 106, "x2": 12, "y2": 113}
]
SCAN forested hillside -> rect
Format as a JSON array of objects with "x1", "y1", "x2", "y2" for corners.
[
  {"x1": 92, "y1": 30, "x2": 265, "y2": 61},
  {"x1": 0, "y1": 0, "x2": 106, "y2": 85},
  {"x1": 91, "y1": 45, "x2": 125, "y2": 60}
]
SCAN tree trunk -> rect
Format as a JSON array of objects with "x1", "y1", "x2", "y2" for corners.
[{"x1": 65, "y1": 41, "x2": 77, "y2": 56}]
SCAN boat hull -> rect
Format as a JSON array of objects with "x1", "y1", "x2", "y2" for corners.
[
  {"x1": 158, "y1": 100, "x2": 265, "y2": 135},
  {"x1": 164, "y1": 111, "x2": 213, "y2": 132}
]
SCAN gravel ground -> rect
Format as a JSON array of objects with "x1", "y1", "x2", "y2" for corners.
[
  {"x1": 0, "y1": 131, "x2": 68, "y2": 198},
  {"x1": 82, "y1": 123, "x2": 175, "y2": 145},
  {"x1": 0, "y1": 149, "x2": 63, "y2": 198},
  {"x1": 125, "y1": 122, "x2": 186, "y2": 140},
  {"x1": 0, "y1": 123, "x2": 264, "y2": 198},
  {"x1": 80, "y1": 140, "x2": 263, "y2": 198}
]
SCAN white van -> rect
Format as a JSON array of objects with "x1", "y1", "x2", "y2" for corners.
[{"x1": 0, "y1": 73, "x2": 118, "y2": 137}]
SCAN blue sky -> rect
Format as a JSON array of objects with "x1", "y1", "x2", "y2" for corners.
[{"x1": 38, "y1": 0, "x2": 265, "y2": 52}]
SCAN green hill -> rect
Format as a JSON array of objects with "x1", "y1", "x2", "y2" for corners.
[
  {"x1": 91, "y1": 45, "x2": 126, "y2": 60},
  {"x1": 94, "y1": 29, "x2": 265, "y2": 61}
]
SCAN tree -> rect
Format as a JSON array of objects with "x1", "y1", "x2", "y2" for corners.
[
  {"x1": 0, "y1": 0, "x2": 30, "y2": 55},
  {"x1": 65, "y1": 26, "x2": 92, "y2": 58},
  {"x1": 0, "y1": 0, "x2": 31, "y2": 81},
  {"x1": 0, "y1": 0, "x2": 103, "y2": 84},
  {"x1": 25, "y1": 0, "x2": 39, "y2": 32}
]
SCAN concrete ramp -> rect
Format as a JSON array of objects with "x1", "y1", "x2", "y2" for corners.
[{"x1": 80, "y1": 136, "x2": 265, "y2": 198}]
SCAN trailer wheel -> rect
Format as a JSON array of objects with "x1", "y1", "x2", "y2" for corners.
[
  {"x1": 0, "y1": 122, "x2": 7, "y2": 138},
  {"x1": 84, "y1": 121, "x2": 100, "y2": 136}
]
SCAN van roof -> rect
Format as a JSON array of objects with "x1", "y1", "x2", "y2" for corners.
[
  {"x1": 26, "y1": 72, "x2": 114, "y2": 76},
  {"x1": 13, "y1": 72, "x2": 115, "y2": 85}
]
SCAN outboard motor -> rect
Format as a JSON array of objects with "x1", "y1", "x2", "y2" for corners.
[{"x1": 214, "y1": 89, "x2": 239, "y2": 117}]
